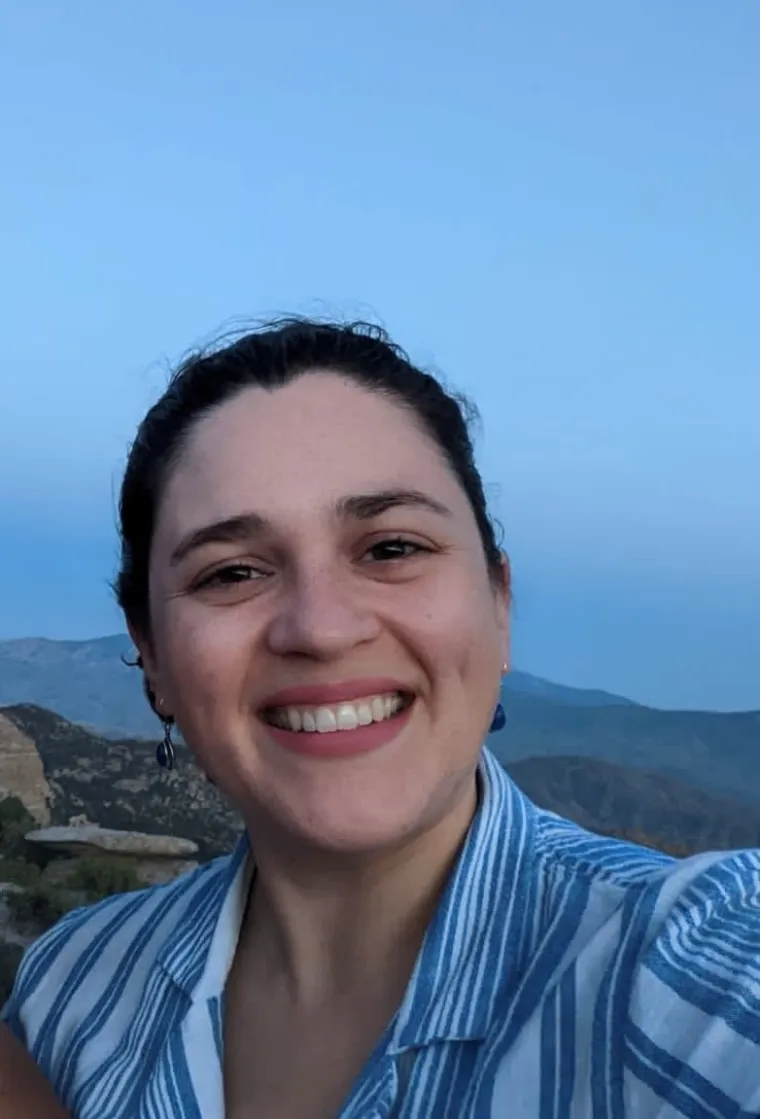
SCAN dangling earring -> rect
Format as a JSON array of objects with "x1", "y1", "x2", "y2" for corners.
[
  {"x1": 488, "y1": 704, "x2": 506, "y2": 733},
  {"x1": 156, "y1": 717, "x2": 176, "y2": 770},
  {"x1": 489, "y1": 663, "x2": 508, "y2": 733}
]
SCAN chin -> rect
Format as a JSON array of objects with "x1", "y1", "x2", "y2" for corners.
[
  {"x1": 215, "y1": 718, "x2": 479, "y2": 857},
  {"x1": 259, "y1": 762, "x2": 473, "y2": 861},
  {"x1": 283, "y1": 794, "x2": 427, "y2": 856}
]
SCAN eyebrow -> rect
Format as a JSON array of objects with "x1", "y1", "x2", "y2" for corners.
[{"x1": 169, "y1": 488, "x2": 452, "y2": 567}]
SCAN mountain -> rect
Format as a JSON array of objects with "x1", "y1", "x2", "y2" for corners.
[
  {"x1": 0, "y1": 635, "x2": 151, "y2": 737},
  {"x1": 506, "y1": 756, "x2": 760, "y2": 854},
  {"x1": 489, "y1": 693, "x2": 760, "y2": 811},
  {"x1": 503, "y1": 670, "x2": 634, "y2": 708},
  {"x1": 1, "y1": 703, "x2": 758, "y2": 861},
  {"x1": 0, "y1": 635, "x2": 632, "y2": 740}
]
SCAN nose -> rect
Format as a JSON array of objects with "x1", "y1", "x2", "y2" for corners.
[{"x1": 265, "y1": 562, "x2": 381, "y2": 661}]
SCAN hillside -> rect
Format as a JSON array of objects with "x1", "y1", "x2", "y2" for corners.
[
  {"x1": 0, "y1": 635, "x2": 634, "y2": 740},
  {"x1": 506, "y1": 755, "x2": 760, "y2": 854},
  {"x1": 2, "y1": 703, "x2": 759, "y2": 860},
  {"x1": 0, "y1": 705, "x2": 239, "y2": 859}
]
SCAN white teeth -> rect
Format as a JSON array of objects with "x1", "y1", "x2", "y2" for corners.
[
  {"x1": 316, "y1": 707, "x2": 338, "y2": 733},
  {"x1": 266, "y1": 692, "x2": 408, "y2": 733},
  {"x1": 337, "y1": 703, "x2": 359, "y2": 730}
]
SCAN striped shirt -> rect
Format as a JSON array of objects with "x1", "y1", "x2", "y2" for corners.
[{"x1": 3, "y1": 747, "x2": 760, "y2": 1117}]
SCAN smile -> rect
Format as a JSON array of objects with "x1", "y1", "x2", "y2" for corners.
[{"x1": 263, "y1": 691, "x2": 413, "y2": 733}]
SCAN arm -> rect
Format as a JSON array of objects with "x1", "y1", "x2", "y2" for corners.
[{"x1": 0, "y1": 1025, "x2": 68, "y2": 1118}]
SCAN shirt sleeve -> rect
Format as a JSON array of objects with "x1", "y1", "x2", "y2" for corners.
[
  {"x1": 625, "y1": 849, "x2": 760, "y2": 1114},
  {"x1": 1, "y1": 903, "x2": 90, "y2": 1047}
]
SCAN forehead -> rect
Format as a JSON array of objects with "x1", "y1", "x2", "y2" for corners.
[{"x1": 158, "y1": 373, "x2": 466, "y2": 532}]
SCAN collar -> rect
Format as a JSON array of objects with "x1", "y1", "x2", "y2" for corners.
[
  {"x1": 158, "y1": 747, "x2": 540, "y2": 1048},
  {"x1": 157, "y1": 829, "x2": 252, "y2": 995}
]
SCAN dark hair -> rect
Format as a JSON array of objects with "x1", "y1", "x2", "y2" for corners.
[{"x1": 116, "y1": 317, "x2": 502, "y2": 636}]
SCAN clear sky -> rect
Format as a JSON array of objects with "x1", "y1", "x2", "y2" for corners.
[{"x1": 1, "y1": 0, "x2": 758, "y2": 711}]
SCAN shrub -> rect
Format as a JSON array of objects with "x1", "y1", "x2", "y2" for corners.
[
  {"x1": 0, "y1": 942, "x2": 24, "y2": 1004},
  {"x1": 0, "y1": 797, "x2": 34, "y2": 828},
  {"x1": 0, "y1": 796, "x2": 38, "y2": 858},
  {"x1": 65, "y1": 856, "x2": 141, "y2": 900},
  {"x1": 0, "y1": 857, "x2": 41, "y2": 888},
  {"x1": 7, "y1": 883, "x2": 71, "y2": 933}
]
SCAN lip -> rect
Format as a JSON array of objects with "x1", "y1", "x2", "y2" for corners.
[
  {"x1": 259, "y1": 678, "x2": 412, "y2": 710},
  {"x1": 262, "y1": 701, "x2": 413, "y2": 760}
]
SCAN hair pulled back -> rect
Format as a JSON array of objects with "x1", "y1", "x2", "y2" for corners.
[{"x1": 116, "y1": 317, "x2": 502, "y2": 636}]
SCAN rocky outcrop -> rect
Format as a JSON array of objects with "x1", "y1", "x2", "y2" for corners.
[
  {"x1": 25, "y1": 825, "x2": 199, "y2": 859},
  {"x1": 0, "y1": 713, "x2": 52, "y2": 824},
  {"x1": 25, "y1": 825, "x2": 200, "y2": 887}
]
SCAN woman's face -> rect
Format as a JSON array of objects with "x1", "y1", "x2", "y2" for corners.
[{"x1": 137, "y1": 373, "x2": 509, "y2": 854}]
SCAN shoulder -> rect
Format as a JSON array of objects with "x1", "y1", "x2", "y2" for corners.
[
  {"x1": 486, "y1": 838, "x2": 760, "y2": 1113},
  {"x1": 534, "y1": 811, "x2": 760, "y2": 1026},
  {"x1": 625, "y1": 849, "x2": 760, "y2": 1109},
  {"x1": 534, "y1": 809, "x2": 677, "y2": 889},
  {"x1": 2, "y1": 852, "x2": 233, "y2": 1050},
  {"x1": 633, "y1": 847, "x2": 760, "y2": 1029}
]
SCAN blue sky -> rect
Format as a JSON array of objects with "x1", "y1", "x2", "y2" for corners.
[{"x1": 1, "y1": 0, "x2": 758, "y2": 711}]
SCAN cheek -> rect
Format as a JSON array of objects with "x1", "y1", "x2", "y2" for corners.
[
  {"x1": 152, "y1": 600, "x2": 252, "y2": 721},
  {"x1": 401, "y1": 569, "x2": 503, "y2": 681}
]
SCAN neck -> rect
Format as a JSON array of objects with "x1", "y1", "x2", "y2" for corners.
[{"x1": 240, "y1": 778, "x2": 478, "y2": 1010}]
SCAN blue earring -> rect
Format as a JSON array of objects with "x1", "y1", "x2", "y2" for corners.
[{"x1": 489, "y1": 703, "x2": 506, "y2": 733}]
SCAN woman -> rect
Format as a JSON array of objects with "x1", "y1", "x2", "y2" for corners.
[{"x1": 2, "y1": 318, "x2": 759, "y2": 1117}]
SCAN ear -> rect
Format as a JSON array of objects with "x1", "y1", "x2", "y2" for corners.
[{"x1": 495, "y1": 553, "x2": 511, "y2": 673}]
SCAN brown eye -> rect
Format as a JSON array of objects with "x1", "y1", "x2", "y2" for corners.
[
  {"x1": 363, "y1": 538, "x2": 427, "y2": 563},
  {"x1": 195, "y1": 564, "x2": 266, "y2": 589}
]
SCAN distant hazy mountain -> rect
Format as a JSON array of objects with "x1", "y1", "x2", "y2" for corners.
[
  {"x1": 0, "y1": 635, "x2": 631, "y2": 739},
  {"x1": 2, "y1": 703, "x2": 758, "y2": 860},
  {"x1": 503, "y1": 671, "x2": 634, "y2": 708},
  {"x1": 0, "y1": 635, "x2": 153, "y2": 737}
]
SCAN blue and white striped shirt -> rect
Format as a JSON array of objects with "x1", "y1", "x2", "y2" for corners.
[{"x1": 4, "y1": 748, "x2": 760, "y2": 1117}]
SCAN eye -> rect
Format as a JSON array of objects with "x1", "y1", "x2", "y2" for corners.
[
  {"x1": 362, "y1": 538, "x2": 428, "y2": 563},
  {"x1": 194, "y1": 563, "x2": 268, "y2": 589}
]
